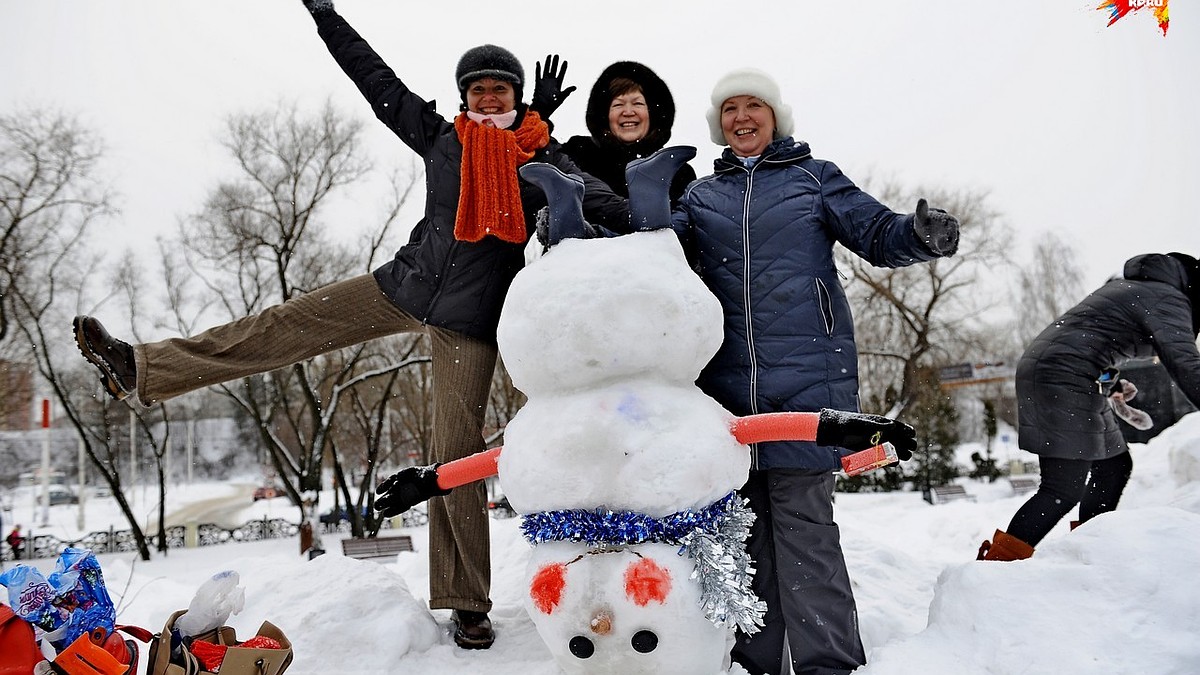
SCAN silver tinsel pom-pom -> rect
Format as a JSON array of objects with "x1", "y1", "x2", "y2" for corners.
[{"x1": 682, "y1": 497, "x2": 765, "y2": 634}]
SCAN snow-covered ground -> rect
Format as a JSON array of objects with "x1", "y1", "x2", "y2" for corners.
[{"x1": 3, "y1": 414, "x2": 1199, "y2": 674}]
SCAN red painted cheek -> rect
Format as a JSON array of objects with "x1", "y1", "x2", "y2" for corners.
[
  {"x1": 624, "y1": 558, "x2": 671, "y2": 606},
  {"x1": 530, "y1": 563, "x2": 567, "y2": 614}
]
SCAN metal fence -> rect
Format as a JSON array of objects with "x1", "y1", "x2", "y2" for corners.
[
  {"x1": 1, "y1": 511, "x2": 419, "y2": 561},
  {"x1": 2, "y1": 516, "x2": 300, "y2": 561}
]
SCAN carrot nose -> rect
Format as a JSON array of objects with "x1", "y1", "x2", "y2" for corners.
[{"x1": 590, "y1": 609, "x2": 613, "y2": 635}]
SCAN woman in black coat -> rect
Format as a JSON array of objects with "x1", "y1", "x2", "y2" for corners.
[
  {"x1": 979, "y1": 252, "x2": 1200, "y2": 560},
  {"x1": 535, "y1": 60, "x2": 695, "y2": 202}
]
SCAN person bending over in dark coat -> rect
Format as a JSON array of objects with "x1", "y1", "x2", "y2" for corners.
[
  {"x1": 669, "y1": 68, "x2": 960, "y2": 675},
  {"x1": 72, "y1": 0, "x2": 627, "y2": 651},
  {"x1": 978, "y1": 252, "x2": 1200, "y2": 562},
  {"x1": 531, "y1": 58, "x2": 696, "y2": 203}
]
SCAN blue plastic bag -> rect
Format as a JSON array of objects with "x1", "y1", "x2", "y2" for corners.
[{"x1": 0, "y1": 547, "x2": 116, "y2": 650}]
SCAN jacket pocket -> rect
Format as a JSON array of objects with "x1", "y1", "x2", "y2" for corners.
[{"x1": 815, "y1": 278, "x2": 835, "y2": 336}]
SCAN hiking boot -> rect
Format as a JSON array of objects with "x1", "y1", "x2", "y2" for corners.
[
  {"x1": 73, "y1": 315, "x2": 137, "y2": 401},
  {"x1": 451, "y1": 610, "x2": 495, "y2": 650}
]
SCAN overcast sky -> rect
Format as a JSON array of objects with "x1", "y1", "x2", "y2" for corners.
[{"x1": 2, "y1": 0, "x2": 1196, "y2": 296}]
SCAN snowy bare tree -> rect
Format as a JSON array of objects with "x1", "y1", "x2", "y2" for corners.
[
  {"x1": 1014, "y1": 231, "x2": 1086, "y2": 348},
  {"x1": 837, "y1": 182, "x2": 1012, "y2": 420},
  {"x1": 0, "y1": 109, "x2": 112, "y2": 344},
  {"x1": 0, "y1": 108, "x2": 167, "y2": 559},
  {"x1": 158, "y1": 101, "x2": 441, "y2": 536}
]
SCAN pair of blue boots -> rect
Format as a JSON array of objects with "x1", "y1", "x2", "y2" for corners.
[{"x1": 522, "y1": 145, "x2": 696, "y2": 247}]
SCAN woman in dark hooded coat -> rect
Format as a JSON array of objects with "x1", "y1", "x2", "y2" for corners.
[
  {"x1": 979, "y1": 252, "x2": 1200, "y2": 561},
  {"x1": 536, "y1": 60, "x2": 695, "y2": 202}
]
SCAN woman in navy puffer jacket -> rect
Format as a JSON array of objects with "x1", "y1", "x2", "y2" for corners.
[{"x1": 670, "y1": 68, "x2": 959, "y2": 675}]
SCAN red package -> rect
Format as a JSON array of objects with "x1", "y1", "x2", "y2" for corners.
[
  {"x1": 189, "y1": 639, "x2": 228, "y2": 671},
  {"x1": 840, "y1": 443, "x2": 899, "y2": 476},
  {"x1": 238, "y1": 635, "x2": 283, "y2": 650}
]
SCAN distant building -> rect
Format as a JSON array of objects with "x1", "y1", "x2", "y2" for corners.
[
  {"x1": 0, "y1": 360, "x2": 34, "y2": 431},
  {"x1": 939, "y1": 359, "x2": 1019, "y2": 433}
]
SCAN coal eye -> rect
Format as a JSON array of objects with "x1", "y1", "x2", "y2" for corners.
[
  {"x1": 569, "y1": 636, "x2": 595, "y2": 659},
  {"x1": 631, "y1": 630, "x2": 658, "y2": 653}
]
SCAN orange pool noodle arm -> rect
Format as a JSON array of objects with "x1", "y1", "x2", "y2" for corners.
[
  {"x1": 437, "y1": 446, "x2": 503, "y2": 490},
  {"x1": 729, "y1": 412, "x2": 821, "y2": 444}
]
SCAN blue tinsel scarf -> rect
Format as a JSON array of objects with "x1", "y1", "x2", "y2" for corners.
[{"x1": 519, "y1": 492, "x2": 766, "y2": 633}]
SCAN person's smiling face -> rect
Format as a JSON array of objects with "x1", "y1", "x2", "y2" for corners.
[
  {"x1": 465, "y1": 78, "x2": 516, "y2": 115},
  {"x1": 608, "y1": 90, "x2": 650, "y2": 143},
  {"x1": 720, "y1": 95, "x2": 776, "y2": 157}
]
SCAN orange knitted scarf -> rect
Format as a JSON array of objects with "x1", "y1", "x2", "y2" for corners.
[{"x1": 453, "y1": 110, "x2": 550, "y2": 244}]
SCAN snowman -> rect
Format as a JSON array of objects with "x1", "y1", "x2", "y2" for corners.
[{"x1": 375, "y1": 148, "x2": 916, "y2": 674}]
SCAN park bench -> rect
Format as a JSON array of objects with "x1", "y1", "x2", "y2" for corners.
[
  {"x1": 341, "y1": 535, "x2": 414, "y2": 561},
  {"x1": 925, "y1": 484, "x2": 977, "y2": 505},
  {"x1": 1008, "y1": 476, "x2": 1040, "y2": 496}
]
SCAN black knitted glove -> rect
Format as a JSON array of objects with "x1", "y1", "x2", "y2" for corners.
[
  {"x1": 300, "y1": 0, "x2": 335, "y2": 15},
  {"x1": 530, "y1": 54, "x2": 576, "y2": 119},
  {"x1": 375, "y1": 465, "x2": 451, "y2": 517},
  {"x1": 815, "y1": 409, "x2": 916, "y2": 460},
  {"x1": 534, "y1": 206, "x2": 551, "y2": 248},
  {"x1": 913, "y1": 198, "x2": 960, "y2": 257}
]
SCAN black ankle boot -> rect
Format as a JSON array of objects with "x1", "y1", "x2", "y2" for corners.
[
  {"x1": 452, "y1": 610, "x2": 495, "y2": 649},
  {"x1": 73, "y1": 316, "x2": 137, "y2": 401}
]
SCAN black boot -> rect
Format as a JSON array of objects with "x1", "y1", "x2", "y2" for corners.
[
  {"x1": 73, "y1": 316, "x2": 137, "y2": 401},
  {"x1": 518, "y1": 162, "x2": 591, "y2": 248},
  {"x1": 451, "y1": 610, "x2": 495, "y2": 649},
  {"x1": 626, "y1": 145, "x2": 697, "y2": 230}
]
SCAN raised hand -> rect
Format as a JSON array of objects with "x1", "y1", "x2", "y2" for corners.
[
  {"x1": 913, "y1": 198, "x2": 960, "y2": 257},
  {"x1": 531, "y1": 54, "x2": 577, "y2": 118}
]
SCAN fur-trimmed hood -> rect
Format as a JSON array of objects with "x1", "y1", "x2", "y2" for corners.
[
  {"x1": 583, "y1": 61, "x2": 677, "y2": 155},
  {"x1": 562, "y1": 61, "x2": 695, "y2": 201}
]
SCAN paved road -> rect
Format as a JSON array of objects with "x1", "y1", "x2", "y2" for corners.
[{"x1": 150, "y1": 484, "x2": 259, "y2": 529}]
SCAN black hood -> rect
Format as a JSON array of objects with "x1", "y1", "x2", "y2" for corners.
[
  {"x1": 1167, "y1": 252, "x2": 1200, "y2": 335},
  {"x1": 584, "y1": 61, "x2": 677, "y2": 155},
  {"x1": 1126, "y1": 252, "x2": 1199, "y2": 335}
]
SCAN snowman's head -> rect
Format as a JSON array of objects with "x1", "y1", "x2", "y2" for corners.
[
  {"x1": 525, "y1": 542, "x2": 733, "y2": 674},
  {"x1": 497, "y1": 229, "x2": 723, "y2": 397}
]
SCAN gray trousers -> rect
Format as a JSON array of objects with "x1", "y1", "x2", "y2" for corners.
[
  {"x1": 135, "y1": 274, "x2": 497, "y2": 612},
  {"x1": 732, "y1": 469, "x2": 865, "y2": 675}
]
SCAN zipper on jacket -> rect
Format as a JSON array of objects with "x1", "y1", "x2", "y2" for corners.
[
  {"x1": 816, "y1": 277, "x2": 835, "y2": 336},
  {"x1": 741, "y1": 165, "x2": 759, "y2": 417},
  {"x1": 720, "y1": 146, "x2": 813, "y2": 470},
  {"x1": 740, "y1": 164, "x2": 760, "y2": 469}
]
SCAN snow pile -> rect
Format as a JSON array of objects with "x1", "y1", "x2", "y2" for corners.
[
  {"x1": 8, "y1": 412, "x2": 1194, "y2": 674},
  {"x1": 861, "y1": 507, "x2": 1200, "y2": 674}
]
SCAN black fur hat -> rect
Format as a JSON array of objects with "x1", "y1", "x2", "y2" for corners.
[
  {"x1": 584, "y1": 61, "x2": 676, "y2": 153},
  {"x1": 456, "y1": 44, "x2": 524, "y2": 98}
]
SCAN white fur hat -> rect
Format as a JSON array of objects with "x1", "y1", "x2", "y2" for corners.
[{"x1": 706, "y1": 68, "x2": 794, "y2": 145}]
